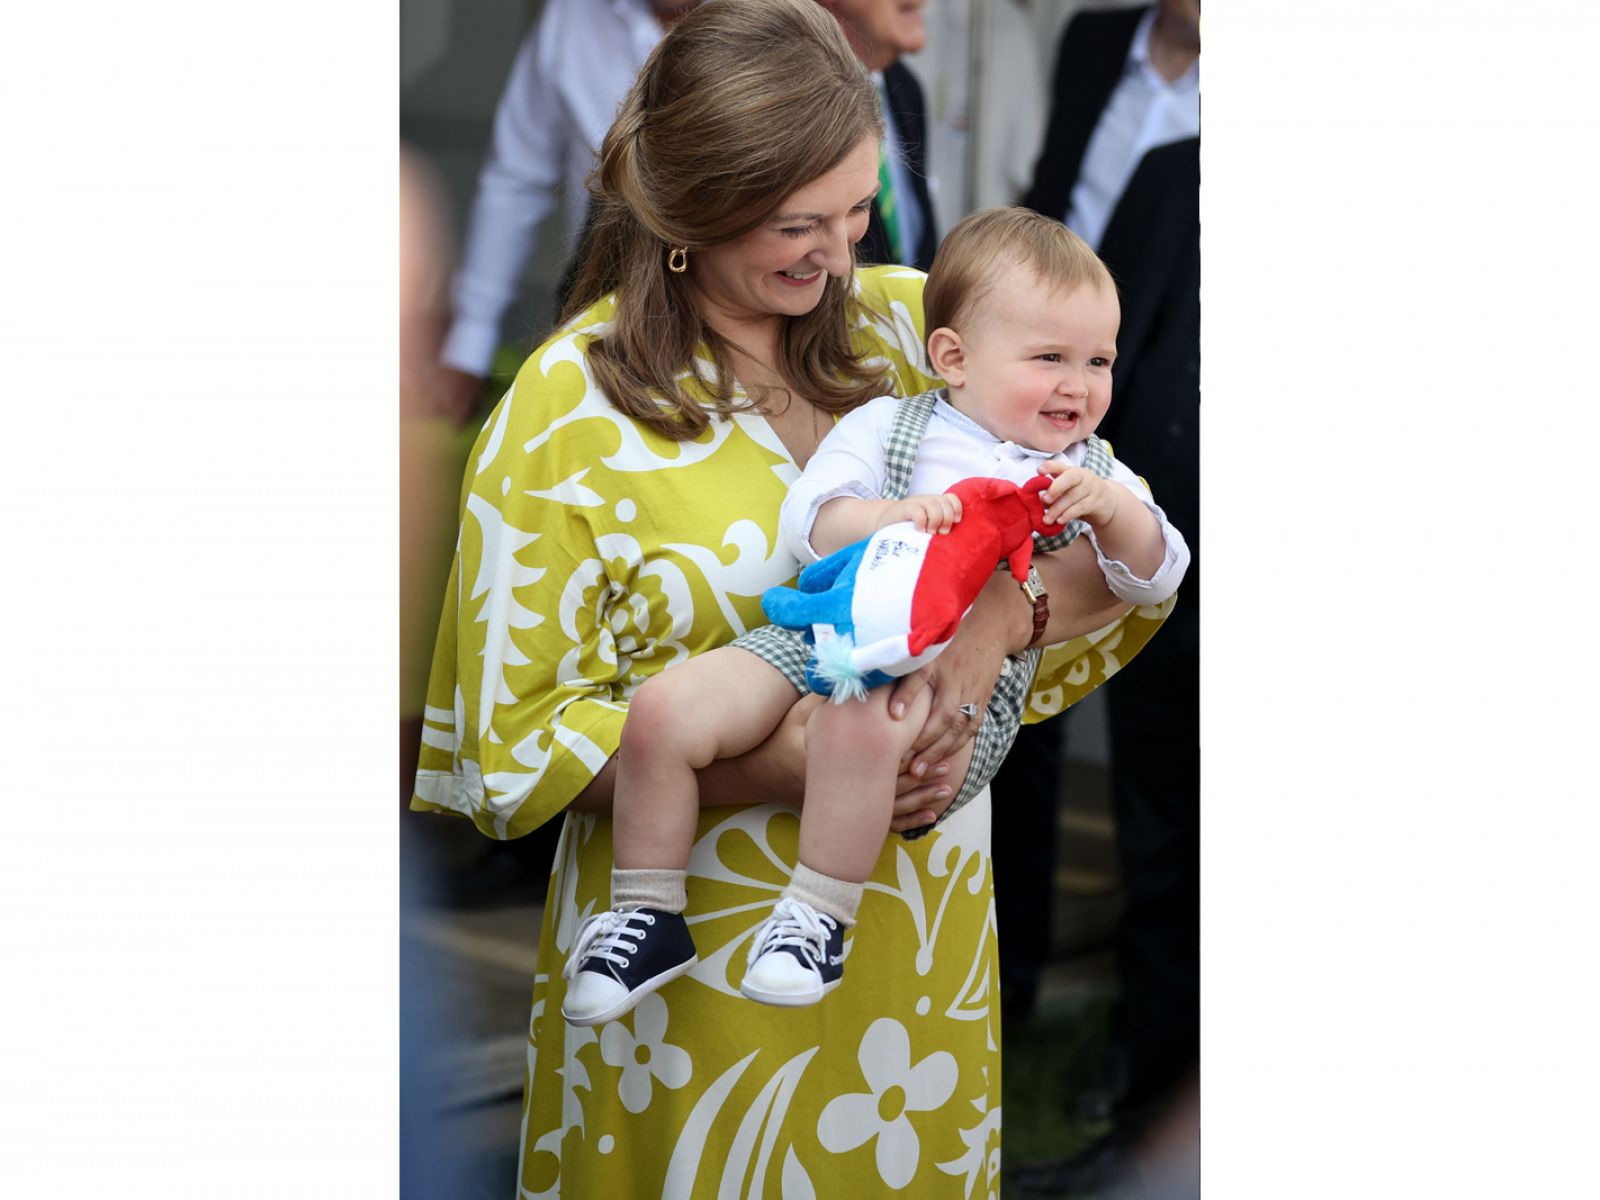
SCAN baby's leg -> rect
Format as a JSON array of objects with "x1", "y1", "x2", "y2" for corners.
[
  {"x1": 613, "y1": 646, "x2": 799, "y2": 871},
  {"x1": 739, "y1": 684, "x2": 935, "y2": 1008},
  {"x1": 566, "y1": 648, "x2": 799, "y2": 1027},
  {"x1": 788, "y1": 692, "x2": 975, "y2": 914},
  {"x1": 797, "y1": 684, "x2": 932, "y2": 883}
]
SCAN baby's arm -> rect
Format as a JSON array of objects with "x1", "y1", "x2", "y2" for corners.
[
  {"x1": 1038, "y1": 462, "x2": 1167, "y2": 580},
  {"x1": 809, "y1": 491, "x2": 963, "y2": 558}
]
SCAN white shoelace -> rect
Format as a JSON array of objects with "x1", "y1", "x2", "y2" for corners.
[
  {"x1": 746, "y1": 897, "x2": 836, "y2": 968},
  {"x1": 562, "y1": 909, "x2": 656, "y2": 980}
]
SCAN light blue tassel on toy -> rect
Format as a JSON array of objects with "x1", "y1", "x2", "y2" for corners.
[{"x1": 812, "y1": 629, "x2": 871, "y2": 704}]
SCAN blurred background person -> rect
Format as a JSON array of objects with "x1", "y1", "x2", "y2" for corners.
[
  {"x1": 434, "y1": 0, "x2": 702, "y2": 431},
  {"x1": 819, "y1": 0, "x2": 940, "y2": 271},
  {"x1": 400, "y1": 144, "x2": 464, "y2": 808},
  {"x1": 1004, "y1": 1, "x2": 1199, "y2": 1193},
  {"x1": 399, "y1": 142, "x2": 474, "y2": 1200}
]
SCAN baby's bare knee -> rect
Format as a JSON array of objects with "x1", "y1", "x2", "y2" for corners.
[
  {"x1": 808, "y1": 691, "x2": 912, "y2": 759},
  {"x1": 624, "y1": 667, "x2": 730, "y2": 769},
  {"x1": 621, "y1": 672, "x2": 687, "y2": 759}
]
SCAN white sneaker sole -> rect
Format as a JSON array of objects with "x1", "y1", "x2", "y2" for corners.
[
  {"x1": 561, "y1": 954, "x2": 699, "y2": 1028},
  {"x1": 738, "y1": 975, "x2": 842, "y2": 1008}
]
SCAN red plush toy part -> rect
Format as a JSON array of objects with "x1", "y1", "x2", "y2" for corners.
[{"x1": 905, "y1": 475, "x2": 1066, "y2": 657}]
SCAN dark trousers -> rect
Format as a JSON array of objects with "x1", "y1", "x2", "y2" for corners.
[
  {"x1": 991, "y1": 714, "x2": 1065, "y2": 1009},
  {"x1": 990, "y1": 601, "x2": 1199, "y2": 1130},
  {"x1": 1104, "y1": 601, "x2": 1199, "y2": 1125}
]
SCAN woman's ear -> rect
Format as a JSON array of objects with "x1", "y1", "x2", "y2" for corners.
[{"x1": 927, "y1": 327, "x2": 965, "y2": 385}]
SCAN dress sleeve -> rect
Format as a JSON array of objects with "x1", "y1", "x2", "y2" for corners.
[
  {"x1": 414, "y1": 328, "x2": 641, "y2": 839},
  {"x1": 851, "y1": 266, "x2": 940, "y2": 398}
]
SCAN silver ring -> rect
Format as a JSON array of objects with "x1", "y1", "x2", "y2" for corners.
[{"x1": 957, "y1": 703, "x2": 980, "y2": 719}]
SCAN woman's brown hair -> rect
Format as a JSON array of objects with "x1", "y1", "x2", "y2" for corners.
[{"x1": 559, "y1": 0, "x2": 891, "y2": 441}]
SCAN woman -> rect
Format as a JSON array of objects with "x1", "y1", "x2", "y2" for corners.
[{"x1": 411, "y1": 1, "x2": 1171, "y2": 1193}]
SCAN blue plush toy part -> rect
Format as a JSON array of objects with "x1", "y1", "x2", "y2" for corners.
[
  {"x1": 760, "y1": 530, "x2": 935, "y2": 702},
  {"x1": 761, "y1": 538, "x2": 894, "y2": 701}
]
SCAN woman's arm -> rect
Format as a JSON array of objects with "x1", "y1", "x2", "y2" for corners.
[
  {"x1": 568, "y1": 691, "x2": 957, "y2": 831},
  {"x1": 1035, "y1": 528, "x2": 1136, "y2": 646},
  {"x1": 885, "y1": 536, "x2": 1133, "y2": 770}
]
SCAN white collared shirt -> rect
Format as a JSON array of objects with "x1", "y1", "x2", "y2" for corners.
[
  {"x1": 1063, "y1": 6, "x2": 1200, "y2": 252},
  {"x1": 441, "y1": 0, "x2": 666, "y2": 376},
  {"x1": 779, "y1": 392, "x2": 1189, "y2": 605}
]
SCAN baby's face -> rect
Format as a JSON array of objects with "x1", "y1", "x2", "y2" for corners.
[{"x1": 954, "y1": 274, "x2": 1119, "y2": 455}]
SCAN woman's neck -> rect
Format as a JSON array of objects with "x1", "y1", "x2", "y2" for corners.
[
  {"x1": 702, "y1": 308, "x2": 786, "y2": 394},
  {"x1": 700, "y1": 311, "x2": 832, "y2": 466}
]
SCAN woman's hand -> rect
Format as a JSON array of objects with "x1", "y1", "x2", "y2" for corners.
[
  {"x1": 886, "y1": 568, "x2": 1031, "y2": 775},
  {"x1": 723, "y1": 691, "x2": 953, "y2": 831},
  {"x1": 891, "y1": 754, "x2": 955, "y2": 832},
  {"x1": 574, "y1": 697, "x2": 957, "y2": 831}
]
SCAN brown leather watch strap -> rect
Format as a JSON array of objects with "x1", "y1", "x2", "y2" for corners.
[{"x1": 1022, "y1": 569, "x2": 1049, "y2": 648}]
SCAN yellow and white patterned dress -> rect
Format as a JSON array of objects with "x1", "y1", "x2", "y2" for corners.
[{"x1": 412, "y1": 266, "x2": 1172, "y2": 1199}]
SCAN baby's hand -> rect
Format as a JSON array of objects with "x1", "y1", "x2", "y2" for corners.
[
  {"x1": 1038, "y1": 463, "x2": 1118, "y2": 529},
  {"x1": 878, "y1": 492, "x2": 963, "y2": 535}
]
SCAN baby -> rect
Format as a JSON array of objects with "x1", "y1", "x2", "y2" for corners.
[{"x1": 561, "y1": 207, "x2": 1189, "y2": 1026}]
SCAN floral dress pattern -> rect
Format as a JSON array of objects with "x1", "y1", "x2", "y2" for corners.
[{"x1": 411, "y1": 266, "x2": 1175, "y2": 1198}]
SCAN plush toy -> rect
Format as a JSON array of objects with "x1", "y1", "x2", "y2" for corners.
[{"x1": 761, "y1": 475, "x2": 1066, "y2": 702}]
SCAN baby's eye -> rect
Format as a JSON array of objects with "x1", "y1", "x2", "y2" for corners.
[
  {"x1": 1037, "y1": 353, "x2": 1061, "y2": 363},
  {"x1": 1089, "y1": 356, "x2": 1111, "y2": 368},
  {"x1": 780, "y1": 223, "x2": 816, "y2": 239}
]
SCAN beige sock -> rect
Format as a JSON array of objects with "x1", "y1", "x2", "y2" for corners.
[
  {"x1": 783, "y1": 862, "x2": 863, "y2": 927},
  {"x1": 611, "y1": 868, "x2": 688, "y2": 914}
]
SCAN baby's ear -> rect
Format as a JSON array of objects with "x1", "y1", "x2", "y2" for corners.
[{"x1": 926, "y1": 327, "x2": 965, "y2": 384}]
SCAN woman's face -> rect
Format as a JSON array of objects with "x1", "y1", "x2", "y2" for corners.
[{"x1": 687, "y1": 136, "x2": 880, "y2": 334}]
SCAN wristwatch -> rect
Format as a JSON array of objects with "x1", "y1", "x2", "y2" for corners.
[{"x1": 1021, "y1": 565, "x2": 1049, "y2": 648}]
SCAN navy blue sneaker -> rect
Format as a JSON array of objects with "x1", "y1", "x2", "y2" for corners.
[
  {"x1": 739, "y1": 897, "x2": 846, "y2": 1007},
  {"x1": 561, "y1": 907, "x2": 698, "y2": 1027}
]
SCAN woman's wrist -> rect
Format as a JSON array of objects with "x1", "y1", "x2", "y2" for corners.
[
  {"x1": 975, "y1": 570, "x2": 1036, "y2": 658},
  {"x1": 1035, "y1": 542, "x2": 1131, "y2": 644}
]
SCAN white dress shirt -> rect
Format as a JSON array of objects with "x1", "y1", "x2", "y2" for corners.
[
  {"x1": 779, "y1": 392, "x2": 1189, "y2": 606},
  {"x1": 1063, "y1": 6, "x2": 1200, "y2": 252},
  {"x1": 441, "y1": 0, "x2": 666, "y2": 376}
]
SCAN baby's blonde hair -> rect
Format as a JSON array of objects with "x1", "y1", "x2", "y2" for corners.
[{"x1": 922, "y1": 207, "x2": 1116, "y2": 340}]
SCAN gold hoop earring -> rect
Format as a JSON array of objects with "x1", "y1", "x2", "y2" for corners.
[{"x1": 667, "y1": 246, "x2": 688, "y2": 273}]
